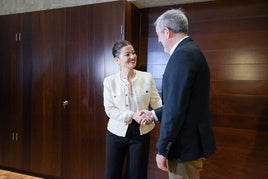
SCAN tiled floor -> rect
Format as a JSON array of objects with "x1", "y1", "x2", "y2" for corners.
[{"x1": 0, "y1": 169, "x2": 43, "y2": 179}]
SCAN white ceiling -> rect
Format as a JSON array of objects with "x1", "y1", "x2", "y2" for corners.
[{"x1": 128, "y1": 0, "x2": 214, "y2": 8}]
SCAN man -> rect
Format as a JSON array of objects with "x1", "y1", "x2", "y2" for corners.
[{"x1": 153, "y1": 9, "x2": 216, "y2": 179}]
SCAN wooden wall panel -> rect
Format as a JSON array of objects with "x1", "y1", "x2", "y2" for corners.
[
  {"x1": 0, "y1": 14, "x2": 24, "y2": 170},
  {"x1": 63, "y1": 5, "x2": 93, "y2": 179},
  {"x1": 211, "y1": 81, "x2": 268, "y2": 95},
  {"x1": 64, "y1": 2, "x2": 124, "y2": 179},
  {"x1": 29, "y1": 8, "x2": 66, "y2": 177},
  {"x1": 141, "y1": 0, "x2": 268, "y2": 178},
  {"x1": 205, "y1": 49, "x2": 268, "y2": 65},
  {"x1": 91, "y1": 2, "x2": 124, "y2": 178},
  {"x1": 210, "y1": 64, "x2": 268, "y2": 81},
  {"x1": 206, "y1": 127, "x2": 268, "y2": 178},
  {"x1": 1, "y1": 1, "x2": 125, "y2": 178}
]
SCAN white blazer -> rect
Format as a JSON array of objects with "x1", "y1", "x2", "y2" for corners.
[{"x1": 103, "y1": 70, "x2": 162, "y2": 137}]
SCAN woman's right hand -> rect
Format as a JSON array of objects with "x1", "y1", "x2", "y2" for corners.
[{"x1": 132, "y1": 110, "x2": 154, "y2": 125}]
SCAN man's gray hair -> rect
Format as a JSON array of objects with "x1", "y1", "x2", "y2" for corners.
[{"x1": 154, "y1": 9, "x2": 188, "y2": 34}]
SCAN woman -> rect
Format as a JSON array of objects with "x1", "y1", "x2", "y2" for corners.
[{"x1": 103, "y1": 40, "x2": 162, "y2": 179}]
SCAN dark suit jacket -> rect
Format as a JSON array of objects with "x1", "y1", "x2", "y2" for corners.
[{"x1": 155, "y1": 37, "x2": 216, "y2": 162}]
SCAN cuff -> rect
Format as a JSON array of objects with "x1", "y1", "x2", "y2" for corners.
[{"x1": 151, "y1": 110, "x2": 159, "y2": 122}]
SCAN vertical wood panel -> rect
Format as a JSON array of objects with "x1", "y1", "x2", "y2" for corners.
[
  {"x1": 0, "y1": 14, "x2": 24, "y2": 170},
  {"x1": 30, "y1": 8, "x2": 66, "y2": 177},
  {"x1": 92, "y1": 2, "x2": 124, "y2": 178},
  {"x1": 64, "y1": 2, "x2": 125, "y2": 179},
  {"x1": 64, "y1": 5, "x2": 93, "y2": 179}
]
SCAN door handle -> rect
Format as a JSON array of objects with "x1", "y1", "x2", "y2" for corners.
[{"x1": 63, "y1": 100, "x2": 69, "y2": 109}]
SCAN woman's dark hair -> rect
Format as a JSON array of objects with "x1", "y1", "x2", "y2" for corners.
[{"x1": 112, "y1": 40, "x2": 132, "y2": 58}]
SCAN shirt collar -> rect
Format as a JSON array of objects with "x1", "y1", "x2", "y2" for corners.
[{"x1": 169, "y1": 36, "x2": 189, "y2": 55}]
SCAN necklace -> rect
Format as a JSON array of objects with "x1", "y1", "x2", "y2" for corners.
[{"x1": 120, "y1": 71, "x2": 135, "y2": 96}]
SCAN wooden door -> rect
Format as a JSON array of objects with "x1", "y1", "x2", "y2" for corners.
[
  {"x1": 62, "y1": 1, "x2": 125, "y2": 178},
  {"x1": 29, "y1": 8, "x2": 66, "y2": 177},
  {"x1": 0, "y1": 14, "x2": 24, "y2": 170}
]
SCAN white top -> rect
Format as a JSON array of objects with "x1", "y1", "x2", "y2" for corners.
[{"x1": 103, "y1": 70, "x2": 162, "y2": 137}]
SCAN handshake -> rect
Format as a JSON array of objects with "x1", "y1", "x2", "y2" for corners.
[{"x1": 132, "y1": 110, "x2": 155, "y2": 125}]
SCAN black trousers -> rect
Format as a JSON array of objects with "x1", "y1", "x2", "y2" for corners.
[{"x1": 104, "y1": 121, "x2": 150, "y2": 179}]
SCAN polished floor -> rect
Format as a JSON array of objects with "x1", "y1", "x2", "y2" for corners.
[{"x1": 0, "y1": 169, "x2": 43, "y2": 179}]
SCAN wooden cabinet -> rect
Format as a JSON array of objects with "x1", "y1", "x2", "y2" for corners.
[
  {"x1": 0, "y1": 11, "x2": 66, "y2": 177},
  {"x1": 62, "y1": 2, "x2": 125, "y2": 178},
  {"x1": 0, "y1": 14, "x2": 24, "y2": 170},
  {"x1": 0, "y1": 1, "x2": 129, "y2": 178},
  {"x1": 27, "y1": 8, "x2": 66, "y2": 177}
]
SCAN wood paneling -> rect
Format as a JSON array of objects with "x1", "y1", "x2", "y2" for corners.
[
  {"x1": 0, "y1": 14, "x2": 24, "y2": 170},
  {"x1": 205, "y1": 127, "x2": 268, "y2": 178},
  {"x1": 63, "y1": 5, "x2": 93, "y2": 179},
  {"x1": 204, "y1": 49, "x2": 268, "y2": 65},
  {"x1": 1, "y1": 1, "x2": 125, "y2": 178},
  {"x1": 210, "y1": 64, "x2": 268, "y2": 81},
  {"x1": 141, "y1": 0, "x2": 268, "y2": 178},
  {"x1": 125, "y1": 2, "x2": 146, "y2": 70},
  {"x1": 63, "y1": 2, "x2": 124, "y2": 179},
  {"x1": 211, "y1": 81, "x2": 268, "y2": 95},
  {"x1": 29, "y1": 8, "x2": 66, "y2": 177}
]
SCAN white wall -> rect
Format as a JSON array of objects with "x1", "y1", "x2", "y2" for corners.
[{"x1": 0, "y1": 0, "x2": 118, "y2": 15}]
